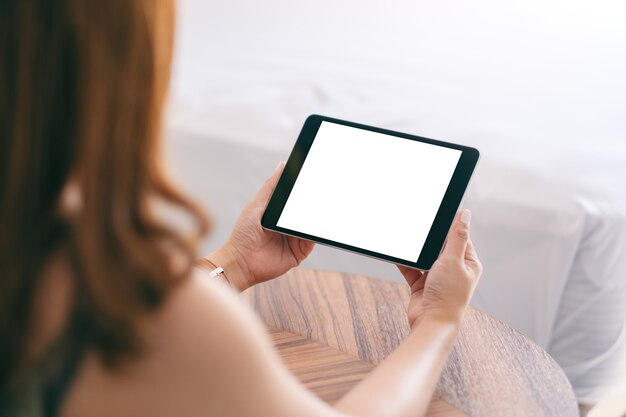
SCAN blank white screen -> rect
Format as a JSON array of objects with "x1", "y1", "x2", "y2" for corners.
[{"x1": 277, "y1": 121, "x2": 462, "y2": 262}]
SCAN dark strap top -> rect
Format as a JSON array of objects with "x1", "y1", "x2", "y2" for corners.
[
  {"x1": 0, "y1": 319, "x2": 86, "y2": 417},
  {"x1": 42, "y1": 334, "x2": 85, "y2": 417}
]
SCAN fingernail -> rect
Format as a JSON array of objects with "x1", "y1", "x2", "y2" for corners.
[
  {"x1": 275, "y1": 161, "x2": 285, "y2": 172},
  {"x1": 460, "y1": 209, "x2": 471, "y2": 225}
]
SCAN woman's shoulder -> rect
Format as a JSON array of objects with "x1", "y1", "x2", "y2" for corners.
[
  {"x1": 141, "y1": 269, "x2": 279, "y2": 375},
  {"x1": 60, "y1": 271, "x2": 280, "y2": 417}
]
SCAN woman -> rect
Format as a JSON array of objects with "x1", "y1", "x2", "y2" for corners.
[{"x1": 0, "y1": 1, "x2": 482, "y2": 416}]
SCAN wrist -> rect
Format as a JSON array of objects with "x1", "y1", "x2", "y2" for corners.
[
  {"x1": 407, "y1": 315, "x2": 461, "y2": 351},
  {"x1": 201, "y1": 244, "x2": 252, "y2": 292},
  {"x1": 411, "y1": 311, "x2": 462, "y2": 332}
]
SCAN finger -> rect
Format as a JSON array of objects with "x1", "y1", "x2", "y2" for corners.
[
  {"x1": 441, "y1": 209, "x2": 471, "y2": 261},
  {"x1": 465, "y1": 238, "x2": 478, "y2": 262},
  {"x1": 410, "y1": 271, "x2": 428, "y2": 293},
  {"x1": 464, "y1": 239, "x2": 482, "y2": 273},
  {"x1": 289, "y1": 236, "x2": 315, "y2": 259},
  {"x1": 397, "y1": 264, "x2": 425, "y2": 288},
  {"x1": 256, "y1": 161, "x2": 286, "y2": 205}
]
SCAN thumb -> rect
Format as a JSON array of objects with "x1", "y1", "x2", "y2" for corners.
[
  {"x1": 257, "y1": 161, "x2": 286, "y2": 205},
  {"x1": 441, "y1": 209, "x2": 471, "y2": 261}
]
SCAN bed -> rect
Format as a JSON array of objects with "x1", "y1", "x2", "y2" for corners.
[{"x1": 165, "y1": 0, "x2": 626, "y2": 403}]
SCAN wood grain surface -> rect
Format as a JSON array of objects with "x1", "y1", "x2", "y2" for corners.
[{"x1": 243, "y1": 269, "x2": 578, "y2": 417}]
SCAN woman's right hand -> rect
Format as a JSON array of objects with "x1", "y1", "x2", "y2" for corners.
[{"x1": 398, "y1": 209, "x2": 482, "y2": 328}]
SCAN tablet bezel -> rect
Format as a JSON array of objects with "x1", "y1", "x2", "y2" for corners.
[{"x1": 261, "y1": 114, "x2": 480, "y2": 270}]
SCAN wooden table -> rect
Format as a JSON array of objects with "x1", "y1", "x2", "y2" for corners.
[{"x1": 243, "y1": 269, "x2": 578, "y2": 417}]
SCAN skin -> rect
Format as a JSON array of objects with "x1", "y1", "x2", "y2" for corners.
[
  {"x1": 36, "y1": 162, "x2": 482, "y2": 417},
  {"x1": 206, "y1": 162, "x2": 316, "y2": 292}
]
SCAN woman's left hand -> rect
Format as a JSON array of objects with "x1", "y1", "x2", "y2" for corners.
[{"x1": 204, "y1": 162, "x2": 314, "y2": 292}]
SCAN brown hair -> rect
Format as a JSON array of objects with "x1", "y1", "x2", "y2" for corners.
[{"x1": 0, "y1": 0, "x2": 208, "y2": 389}]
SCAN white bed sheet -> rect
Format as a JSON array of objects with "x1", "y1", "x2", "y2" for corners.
[{"x1": 166, "y1": 0, "x2": 626, "y2": 402}]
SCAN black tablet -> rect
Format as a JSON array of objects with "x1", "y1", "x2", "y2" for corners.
[{"x1": 261, "y1": 115, "x2": 479, "y2": 270}]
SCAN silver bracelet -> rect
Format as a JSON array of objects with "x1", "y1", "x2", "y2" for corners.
[{"x1": 208, "y1": 266, "x2": 225, "y2": 278}]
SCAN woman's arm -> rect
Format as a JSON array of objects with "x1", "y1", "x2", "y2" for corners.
[
  {"x1": 335, "y1": 318, "x2": 459, "y2": 417},
  {"x1": 336, "y1": 210, "x2": 481, "y2": 417},
  {"x1": 176, "y1": 274, "x2": 460, "y2": 417},
  {"x1": 180, "y1": 211, "x2": 480, "y2": 417},
  {"x1": 183, "y1": 165, "x2": 481, "y2": 417}
]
